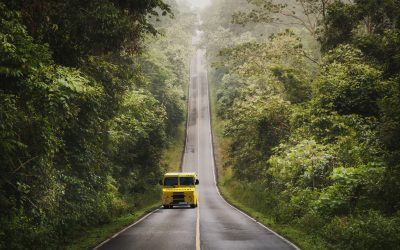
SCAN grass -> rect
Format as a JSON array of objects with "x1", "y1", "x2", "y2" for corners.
[{"x1": 208, "y1": 68, "x2": 326, "y2": 250}]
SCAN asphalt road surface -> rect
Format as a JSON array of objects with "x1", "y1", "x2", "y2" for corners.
[{"x1": 95, "y1": 30, "x2": 298, "y2": 250}]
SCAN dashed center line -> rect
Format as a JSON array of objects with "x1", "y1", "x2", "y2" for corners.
[{"x1": 196, "y1": 202, "x2": 200, "y2": 250}]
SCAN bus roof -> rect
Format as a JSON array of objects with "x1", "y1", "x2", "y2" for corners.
[{"x1": 164, "y1": 172, "x2": 197, "y2": 177}]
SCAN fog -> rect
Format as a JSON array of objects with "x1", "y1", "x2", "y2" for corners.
[{"x1": 184, "y1": 0, "x2": 211, "y2": 9}]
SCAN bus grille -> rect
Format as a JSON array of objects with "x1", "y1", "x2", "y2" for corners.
[{"x1": 172, "y1": 192, "x2": 185, "y2": 203}]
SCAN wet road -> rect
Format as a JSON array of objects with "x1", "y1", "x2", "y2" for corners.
[{"x1": 95, "y1": 31, "x2": 298, "y2": 250}]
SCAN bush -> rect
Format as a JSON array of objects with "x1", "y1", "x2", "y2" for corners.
[
  {"x1": 323, "y1": 211, "x2": 400, "y2": 250},
  {"x1": 296, "y1": 212, "x2": 326, "y2": 235}
]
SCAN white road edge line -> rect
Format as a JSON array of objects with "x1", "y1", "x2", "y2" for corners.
[
  {"x1": 204, "y1": 54, "x2": 301, "y2": 250},
  {"x1": 93, "y1": 207, "x2": 161, "y2": 250}
]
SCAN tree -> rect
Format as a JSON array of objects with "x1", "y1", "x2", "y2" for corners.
[
  {"x1": 322, "y1": 0, "x2": 400, "y2": 75},
  {"x1": 232, "y1": 0, "x2": 345, "y2": 38},
  {"x1": 4, "y1": 0, "x2": 172, "y2": 66}
]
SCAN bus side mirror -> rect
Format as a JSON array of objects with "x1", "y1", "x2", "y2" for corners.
[
  {"x1": 158, "y1": 180, "x2": 163, "y2": 185},
  {"x1": 195, "y1": 179, "x2": 199, "y2": 185}
]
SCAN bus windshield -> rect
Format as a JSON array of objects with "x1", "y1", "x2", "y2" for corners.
[
  {"x1": 180, "y1": 177, "x2": 194, "y2": 186},
  {"x1": 164, "y1": 177, "x2": 178, "y2": 186}
]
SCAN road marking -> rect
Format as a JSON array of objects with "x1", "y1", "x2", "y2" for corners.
[{"x1": 196, "y1": 202, "x2": 201, "y2": 250}]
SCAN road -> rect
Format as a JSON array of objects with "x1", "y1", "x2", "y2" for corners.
[{"x1": 95, "y1": 30, "x2": 298, "y2": 250}]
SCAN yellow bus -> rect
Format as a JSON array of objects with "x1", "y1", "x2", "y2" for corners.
[{"x1": 160, "y1": 172, "x2": 199, "y2": 209}]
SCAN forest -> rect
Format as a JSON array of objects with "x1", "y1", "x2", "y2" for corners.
[
  {"x1": 202, "y1": 0, "x2": 400, "y2": 249},
  {"x1": 2, "y1": 0, "x2": 400, "y2": 249},
  {"x1": 0, "y1": 0, "x2": 195, "y2": 248}
]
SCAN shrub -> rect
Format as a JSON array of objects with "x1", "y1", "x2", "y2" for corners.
[
  {"x1": 323, "y1": 211, "x2": 400, "y2": 250},
  {"x1": 296, "y1": 212, "x2": 326, "y2": 235}
]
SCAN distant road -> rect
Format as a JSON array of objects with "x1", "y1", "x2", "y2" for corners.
[{"x1": 95, "y1": 30, "x2": 298, "y2": 250}]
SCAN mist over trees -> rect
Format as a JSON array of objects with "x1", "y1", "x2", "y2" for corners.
[
  {"x1": 202, "y1": 0, "x2": 400, "y2": 248},
  {"x1": 0, "y1": 0, "x2": 195, "y2": 248}
]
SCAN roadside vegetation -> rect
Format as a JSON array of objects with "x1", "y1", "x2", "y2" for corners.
[
  {"x1": 203, "y1": 0, "x2": 400, "y2": 249},
  {"x1": 0, "y1": 0, "x2": 194, "y2": 249}
]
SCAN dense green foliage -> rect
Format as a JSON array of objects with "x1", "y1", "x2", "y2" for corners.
[
  {"x1": 203, "y1": 0, "x2": 400, "y2": 248},
  {"x1": 0, "y1": 0, "x2": 194, "y2": 248}
]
